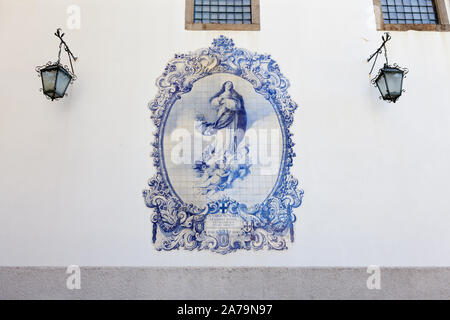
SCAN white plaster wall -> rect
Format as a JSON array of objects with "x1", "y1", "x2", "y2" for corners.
[{"x1": 0, "y1": 0, "x2": 449, "y2": 267}]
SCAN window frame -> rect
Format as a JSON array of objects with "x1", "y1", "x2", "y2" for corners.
[
  {"x1": 373, "y1": 0, "x2": 450, "y2": 31},
  {"x1": 185, "y1": 0, "x2": 260, "y2": 31}
]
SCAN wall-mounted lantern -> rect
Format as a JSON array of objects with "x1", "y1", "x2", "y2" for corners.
[
  {"x1": 368, "y1": 33, "x2": 408, "y2": 103},
  {"x1": 36, "y1": 29, "x2": 77, "y2": 101}
]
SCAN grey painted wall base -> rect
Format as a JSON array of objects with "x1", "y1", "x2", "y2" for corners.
[{"x1": 0, "y1": 267, "x2": 449, "y2": 300}]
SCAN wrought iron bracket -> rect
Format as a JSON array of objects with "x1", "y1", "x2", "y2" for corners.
[{"x1": 367, "y1": 32, "x2": 391, "y2": 75}]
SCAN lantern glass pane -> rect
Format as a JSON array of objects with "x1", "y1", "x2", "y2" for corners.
[
  {"x1": 376, "y1": 74, "x2": 389, "y2": 98},
  {"x1": 41, "y1": 68, "x2": 57, "y2": 94},
  {"x1": 384, "y1": 70, "x2": 404, "y2": 97},
  {"x1": 55, "y1": 68, "x2": 72, "y2": 98}
]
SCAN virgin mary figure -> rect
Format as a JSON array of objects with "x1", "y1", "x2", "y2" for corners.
[{"x1": 194, "y1": 81, "x2": 251, "y2": 195}]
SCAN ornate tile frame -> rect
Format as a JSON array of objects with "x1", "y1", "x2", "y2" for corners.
[{"x1": 143, "y1": 36, "x2": 303, "y2": 254}]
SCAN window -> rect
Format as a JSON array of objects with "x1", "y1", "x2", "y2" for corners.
[
  {"x1": 185, "y1": 0, "x2": 260, "y2": 31},
  {"x1": 373, "y1": 0, "x2": 450, "y2": 31},
  {"x1": 382, "y1": 0, "x2": 438, "y2": 24}
]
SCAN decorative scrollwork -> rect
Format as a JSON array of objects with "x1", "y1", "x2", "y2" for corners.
[{"x1": 144, "y1": 36, "x2": 303, "y2": 254}]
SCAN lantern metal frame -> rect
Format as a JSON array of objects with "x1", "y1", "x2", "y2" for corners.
[
  {"x1": 372, "y1": 63, "x2": 409, "y2": 103},
  {"x1": 36, "y1": 28, "x2": 78, "y2": 101},
  {"x1": 367, "y1": 33, "x2": 409, "y2": 103}
]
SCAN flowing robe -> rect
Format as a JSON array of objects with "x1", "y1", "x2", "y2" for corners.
[
  {"x1": 193, "y1": 89, "x2": 250, "y2": 195},
  {"x1": 198, "y1": 94, "x2": 247, "y2": 160}
]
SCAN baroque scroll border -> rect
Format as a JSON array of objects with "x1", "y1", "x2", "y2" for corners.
[{"x1": 143, "y1": 36, "x2": 303, "y2": 254}]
